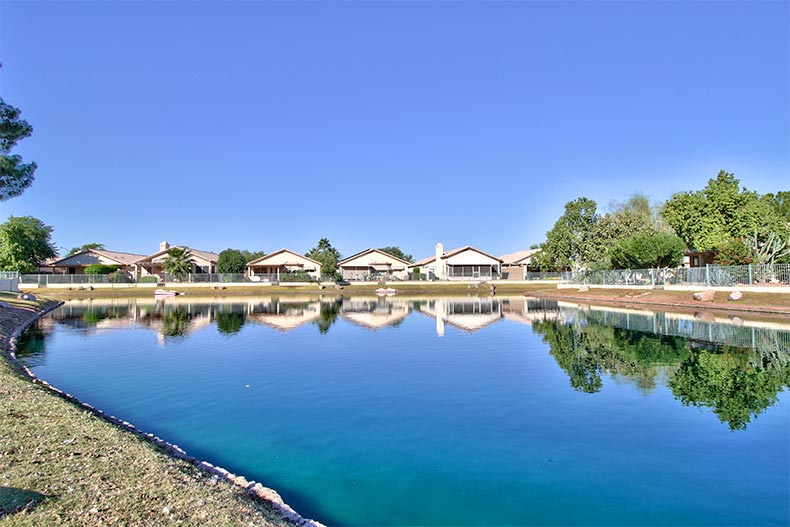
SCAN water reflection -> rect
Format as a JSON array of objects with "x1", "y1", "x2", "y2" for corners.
[
  {"x1": 25, "y1": 295, "x2": 790, "y2": 430},
  {"x1": 526, "y1": 300, "x2": 790, "y2": 430}
]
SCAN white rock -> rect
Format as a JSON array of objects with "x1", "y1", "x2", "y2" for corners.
[{"x1": 728, "y1": 291, "x2": 743, "y2": 301}]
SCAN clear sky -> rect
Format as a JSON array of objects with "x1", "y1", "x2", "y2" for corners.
[{"x1": 1, "y1": 0, "x2": 787, "y2": 260}]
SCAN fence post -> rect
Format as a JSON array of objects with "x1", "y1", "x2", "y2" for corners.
[
  {"x1": 650, "y1": 269, "x2": 655, "y2": 287},
  {"x1": 748, "y1": 264, "x2": 752, "y2": 285},
  {"x1": 705, "y1": 264, "x2": 710, "y2": 286}
]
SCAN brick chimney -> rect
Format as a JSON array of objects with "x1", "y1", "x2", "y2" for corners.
[{"x1": 159, "y1": 241, "x2": 170, "y2": 252}]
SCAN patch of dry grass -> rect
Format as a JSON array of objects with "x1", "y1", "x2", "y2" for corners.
[{"x1": 0, "y1": 293, "x2": 293, "y2": 526}]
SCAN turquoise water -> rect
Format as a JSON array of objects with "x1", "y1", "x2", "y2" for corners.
[{"x1": 17, "y1": 296, "x2": 790, "y2": 526}]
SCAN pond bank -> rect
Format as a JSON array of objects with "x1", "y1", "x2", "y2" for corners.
[
  {"x1": 528, "y1": 286, "x2": 790, "y2": 318},
  {"x1": 0, "y1": 292, "x2": 322, "y2": 526}
]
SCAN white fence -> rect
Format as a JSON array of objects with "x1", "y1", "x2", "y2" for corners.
[{"x1": 530, "y1": 263, "x2": 790, "y2": 287}]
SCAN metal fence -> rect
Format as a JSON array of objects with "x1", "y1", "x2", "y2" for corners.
[{"x1": 528, "y1": 263, "x2": 790, "y2": 287}]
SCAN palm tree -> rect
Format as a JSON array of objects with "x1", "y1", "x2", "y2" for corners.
[{"x1": 162, "y1": 247, "x2": 194, "y2": 281}]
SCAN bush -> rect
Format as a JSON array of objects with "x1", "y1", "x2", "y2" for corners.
[
  {"x1": 139, "y1": 276, "x2": 158, "y2": 283},
  {"x1": 84, "y1": 264, "x2": 119, "y2": 275}
]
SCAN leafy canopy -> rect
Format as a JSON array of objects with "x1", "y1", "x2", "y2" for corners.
[
  {"x1": 609, "y1": 232, "x2": 686, "y2": 270},
  {"x1": 217, "y1": 248, "x2": 248, "y2": 274},
  {"x1": 661, "y1": 170, "x2": 785, "y2": 251},
  {"x1": 0, "y1": 97, "x2": 37, "y2": 201},
  {"x1": 0, "y1": 216, "x2": 57, "y2": 273},
  {"x1": 536, "y1": 197, "x2": 598, "y2": 272},
  {"x1": 379, "y1": 246, "x2": 413, "y2": 263},
  {"x1": 306, "y1": 238, "x2": 341, "y2": 277},
  {"x1": 67, "y1": 243, "x2": 105, "y2": 256}
]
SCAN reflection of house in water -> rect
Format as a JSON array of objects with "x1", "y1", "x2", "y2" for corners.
[
  {"x1": 415, "y1": 297, "x2": 503, "y2": 336},
  {"x1": 501, "y1": 297, "x2": 564, "y2": 325},
  {"x1": 340, "y1": 297, "x2": 410, "y2": 330},
  {"x1": 246, "y1": 298, "x2": 322, "y2": 331}
]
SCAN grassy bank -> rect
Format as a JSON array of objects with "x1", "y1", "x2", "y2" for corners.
[{"x1": 0, "y1": 292, "x2": 298, "y2": 526}]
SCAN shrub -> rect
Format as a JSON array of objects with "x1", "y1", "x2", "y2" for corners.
[
  {"x1": 84, "y1": 264, "x2": 119, "y2": 274},
  {"x1": 139, "y1": 276, "x2": 158, "y2": 283}
]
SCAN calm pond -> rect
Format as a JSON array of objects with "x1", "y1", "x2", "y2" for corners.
[{"x1": 18, "y1": 295, "x2": 790, "y2": 526}]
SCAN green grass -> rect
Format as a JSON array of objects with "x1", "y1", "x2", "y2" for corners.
[{"x1": 0, "y1": 293, "x2": 295, "y2": 526}]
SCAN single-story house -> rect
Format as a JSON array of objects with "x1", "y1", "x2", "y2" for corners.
[
  {"x1": 409, "y1": 243, "x2": 503, "y2": 280},
  {"x1": 499, "y1": 249, "x2": 541, "y2": 280},
  {"x1": 135, "y1": 241, "x2": 219, "y2": 278},
  {"x1": 245, "y1": 249, "x2": 323, "y2": 280},
  {"x1": 49, "y1": 249, "x2": 147, "y2": 275},
  {"x1": 337, "y1": 249, "x2": 411, "y2": 281}
]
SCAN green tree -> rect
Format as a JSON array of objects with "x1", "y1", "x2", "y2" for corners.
[
  {"x1": 240, "y1": 249, "x2": 265, "y2": 262},
  {"x1": 536, "y1": 197, "x2": 598, "y2": 271},
  {"x1": 761, "y1": 191, "x2": 790, "y2": 223},
  {"x1": 162, "y1": 247, "x2": 194, "y2": 281},
  {"x1": 306, "y1": 238, "x2": 341, "y2": 277},
  {"x1": 379, "y1": 246, "x2": 413, "y2": 263},
  {"x1": 0, "y1": 97, "x2": 37, "y2": 201},
  {"x1": 67, "y1": 242, "x2": 105, "y2": 256},
  {"x1": 609, "y1": 232, "x2": 686, "y2": 270},
  {"x1": 217, "y1": 248, "x2": 248, "y2": 274},
  {"x1": 661, "y1": 170, "x2": 784, "y2": 251},
  {"x1": 0, "y1": 216, "x2": 56, "y2": 273}
]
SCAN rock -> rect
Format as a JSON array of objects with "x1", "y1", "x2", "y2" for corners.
[
  {"x1": 692, "y1": 290, "x2": 715, "y2": 302},
  {"x1": 694, "y1": 311, "x2": 715, "y2": 323},
  {"x1": 728, "y1": 291, "x2": 743, "y2": 301},
  {"x1": 577, "y1": 285, "x2": 589, "y2": 292},
  {"x1": 17, "y1": 293, "x2": 36, "y2": 301}
]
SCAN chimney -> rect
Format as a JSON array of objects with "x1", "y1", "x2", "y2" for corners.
[
  {"x1": 159, "y1": 241, "x2": 170, "y2": 252},
  {"x1": 434, "y1": 243, "x2": 444, "y2": 279}
]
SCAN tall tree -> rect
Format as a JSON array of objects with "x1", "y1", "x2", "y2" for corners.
[
  {"x1": 0, "y1": 97, "x2": 37, "y2": 201},
  {"x1": 217, "y1": 248, "x2": 248, "y2": 274},
  {"x1": 67, "y1": 242, "x2": 105, "y2": 256},
  {"x1": 661, "y1": 170, "x2": 784, "y2": 251},
  {"x1": 379, "y1": 246, "x2": 413, "y2": 263},
  {"x1": 0, "y1": 216, "x2": 56, "y2": 273},
  {"x1": 306, "y1": 238, "x2": 341, "y2": 277},
  {"x1": 162, "y1": 247, "x2": 194, "y2": 281},
  {"x1": 536, "y1": 197, "x2": 598, "y2": 271}
]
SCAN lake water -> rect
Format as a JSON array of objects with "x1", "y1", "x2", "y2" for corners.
[{"x1": 17, "y1": 295, "x2": 790, "y2": 526}]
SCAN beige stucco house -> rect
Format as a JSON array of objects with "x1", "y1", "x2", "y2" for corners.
[
  {"x1": 49, "y1": 249, "x2": 147, "y2": 275},
  {"x1": 499, "y1": 249, "x2": 541, "y2": 280},
  {"x1": 409, "y1": 243, "x2": 503, "y2": 280},
  {"x1": 337, "y1": 249, "x2": 411, "y2": 281},
  {"x1": 135, "y1": 242, "x2": 219, "y2": 279},
  {"x1": 245, "y1": 249, "x2": 323, "y2": 281}
]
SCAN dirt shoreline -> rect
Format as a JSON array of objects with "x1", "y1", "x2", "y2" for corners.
[{"x1": 526, "y1": 288, "x2": 790, "y2": 319}]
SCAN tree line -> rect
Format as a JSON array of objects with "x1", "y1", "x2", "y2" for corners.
[{"x1": 534, "y1": 171, "x2": 790, "y2": 272}]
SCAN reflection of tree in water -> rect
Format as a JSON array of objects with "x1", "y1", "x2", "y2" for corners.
[
  {"x1": 533, "y1": 318, "x2": 790, "y2": 430},
  {"x1": 533, "y1": 320, "x2": 689, "y2": 394},
  {"x1": 161, "y1": 308, "x2": 192, "y2": 338},
  {"x1": 14, "y1": 323, "x2": 48, "y2": 366},
  {"x1": 314, "y1": 298, "x2": 342, "y2": 334},
  {"x1": 670, "y1": 347, "x2": 790, "y2": 431},
  {"x1": 81, "y1": 306, "x2": 125, "y2": 326},
  {"x1": 215, "y1": 305, "x2": 245, "y2": 336}
]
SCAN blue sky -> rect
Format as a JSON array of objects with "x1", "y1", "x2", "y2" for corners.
[{"x1": 1, "y1": 0, "x2": 787, "y2": 260}]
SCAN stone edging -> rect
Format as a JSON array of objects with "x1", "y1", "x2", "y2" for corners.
[{"x1": 4, "y1": 301, "x2": 325, "y2": 527}]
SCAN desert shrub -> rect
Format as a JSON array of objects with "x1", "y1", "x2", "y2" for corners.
[{"x1": 139, "y1": 276, "x2": 158, "y2": 283}]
